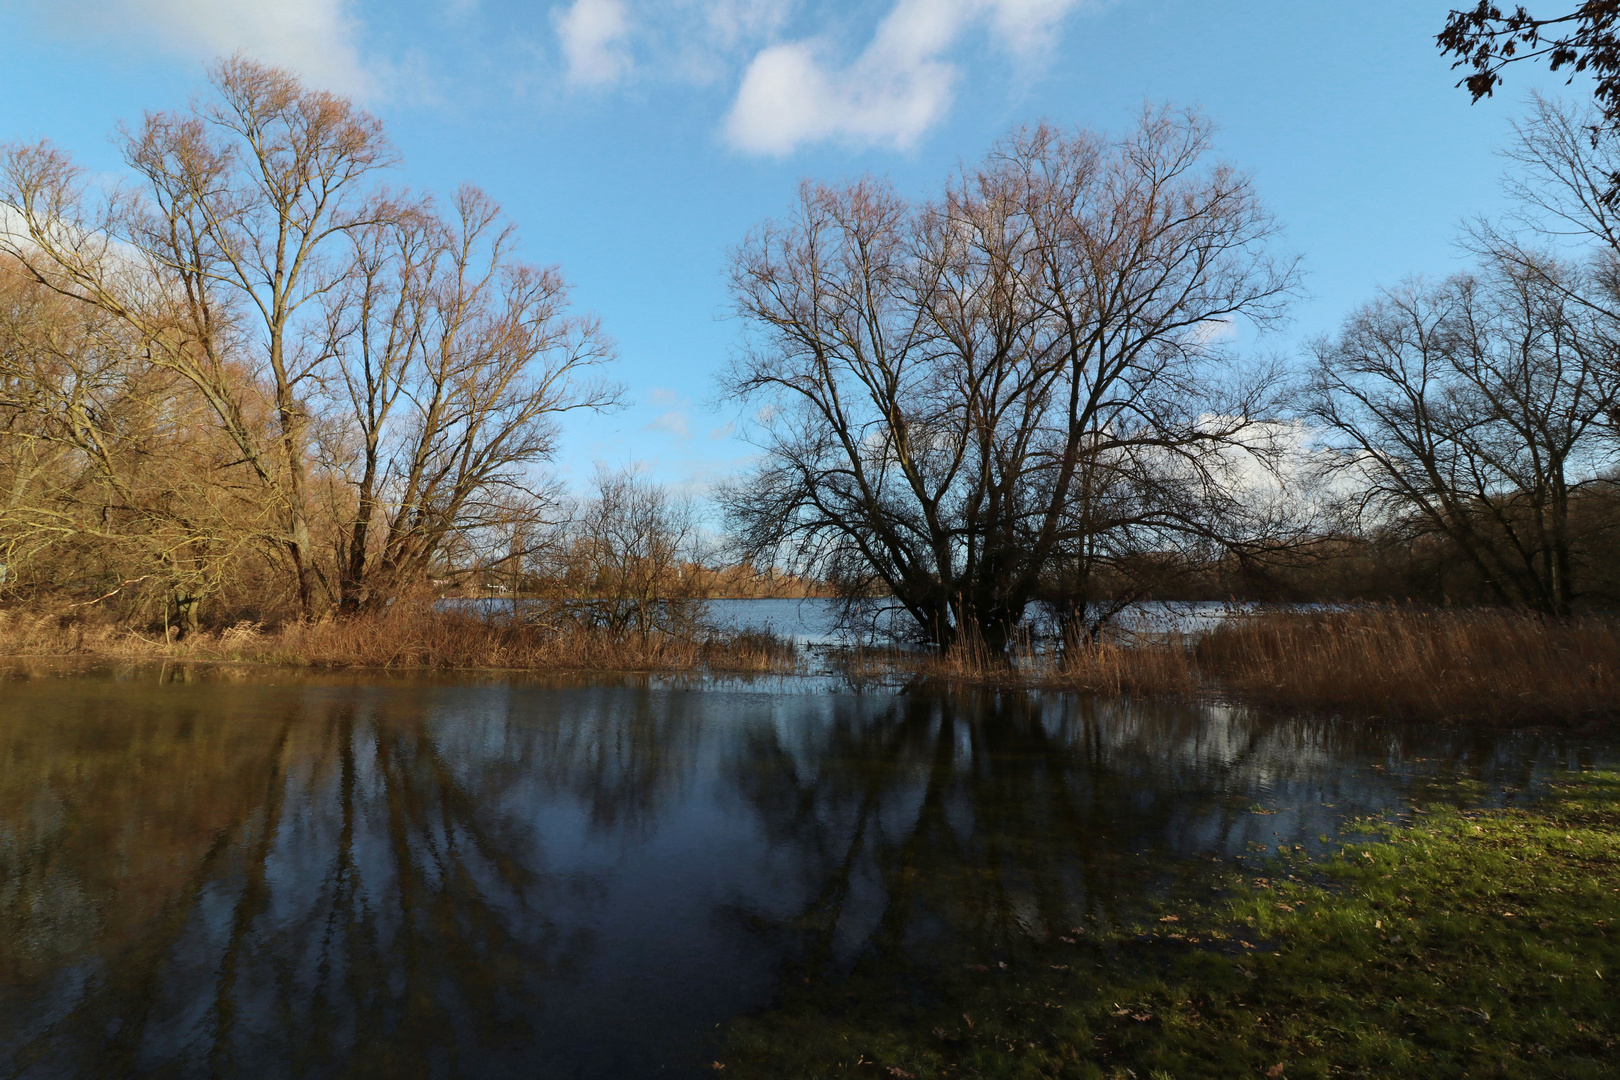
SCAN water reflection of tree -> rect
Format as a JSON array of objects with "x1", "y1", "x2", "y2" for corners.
[
  {"x1": 0, "y1": 684, "x2": 594, "y2": 1078},
  {"x1": 3, "y1": 676, "x2": 1603, "y2": 1076},
  {"x1": 727, "y1": 689, "x2": 1598, "y2": 982},
  {"x1": 457, "y1": 682, "x2": 709, "y2": 833},
  {"x1": 200, "y1": 701, "x2": 581, "y2": 1079}
]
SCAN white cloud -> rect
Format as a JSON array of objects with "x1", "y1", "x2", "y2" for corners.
[
  {"x1": 726, "y1": 0, "x2": 963, "y2": 154},
  {"x1": 1189, "y1": 316, "x2": 1238, "y2": 347},
  {"x1": 724, "y1": 0, "x2": 1093, "y2": 155},
  {"x1": 647, "y1": 410, "x2": 693, "y2": 438},
  {"x1": 555, "y1": 0, "x2": 633, "y2": 87},
  {"x1": 15, "y1": 0, "x2": 375, "y2": 96},
  {"x1": 702, "y1": 0, "x2": 795, "y2": 49},
  {"x1": 987, "y1": 0, "x2": 1090, "y2": 55}
]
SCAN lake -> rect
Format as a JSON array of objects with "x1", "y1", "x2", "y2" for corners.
[
  {"x1": 1, "y1": 663, "x2": 1611, "y2": 1078},
  {"x1": 465, "y1": 597, "x2": 1252, "y2": 647}
]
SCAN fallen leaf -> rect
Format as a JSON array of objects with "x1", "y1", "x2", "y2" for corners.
[
  {"x1": 1132, "y1": 1013, "x2": 1154, "y2": 1022},
  {"x1": 1267, "y1": 1065, "x2": 1286, "y2": 1078},
  {"x1": 1159, "y1": 915, "x2": 1180, "y2": 923}
]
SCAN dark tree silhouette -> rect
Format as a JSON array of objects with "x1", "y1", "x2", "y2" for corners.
[
  {"x1": 1439, "y1": 3, "x2": 1620, "y2": 202},
  {"x1": 1441, "y1": 3, "x2": 1620, "y2": 112}
]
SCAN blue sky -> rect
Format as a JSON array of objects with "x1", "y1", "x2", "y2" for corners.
[{"x1": 0, "y1": 1, "x2": 1583, "y2": 494}]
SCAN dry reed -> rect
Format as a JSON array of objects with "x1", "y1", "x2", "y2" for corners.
[
  {"x1": 865, "y1": 629, "x2": 1201, "y2": 697},
  {"x1": 0, "y1": 604, "x2": 799, "y2": 675},
  {"x1": 821, "y1": 607, "x2": 1617, "y2": 726},
  {"x1": 4, "y1": 602, "x2": 1615, "y2": 726},
  {"x1": 1196, "y1": 606, "x2": 1620, "y2": 725}
]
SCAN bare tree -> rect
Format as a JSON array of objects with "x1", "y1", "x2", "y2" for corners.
[
  {"x1": 1305, "y1": 259, "x2": 1619, "y2": 614},
  {"x1": 533, "y1": 468, "x2": 708, "y2": 640},
  {"x1": 1, "y1": 58, "x2": 617, "y2": 620},
  {"x1": 1304, "y1": 95, "x2": 1620, "y2": 616},
  {"x1": 722, "y1": 109, "x2": 1298, "y2": 653},
  {"x1": 1, "y1": 58, "x2": 394, "y2": 615},
  {"x1": 1438, "y1": 3, "x2": 1620, "y2": 206},
  {"x1": 0, "y1": 260, "x2": 271, "y2": 628},
  {"x1": 324, "y1": 188, "x2": 618, "y2": 611}
]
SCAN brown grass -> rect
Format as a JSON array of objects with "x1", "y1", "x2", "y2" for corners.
[
  {"x1": 889, "y1": 634, "x2": 1201, "y2": 697},
  {"x1": 1196, "y1": 606, "x2": 1620, "y2": 725},
  {"x1": 823, "y1": 606, "x2": 1618, "y2": 726},
  {"x1": 0, "y1": 604, "x2": 799, "y2": 675},
  {"x1": 4, "y1": 602, "x2": 1615, "y2": 727}
]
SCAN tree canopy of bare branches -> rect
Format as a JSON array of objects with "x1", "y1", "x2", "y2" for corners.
[
  {"x1": 1307, "y1": 97, "x2": 1620, "y2": 616},
  {"x1": 1306, "y1": 263, "x2": 1619, "y2": 615},
  {"x1": 0, "y1": 58, "x2": 617, "y2": 623},
  {"x1": 324, "y1": 187, "x2": 617, "y2": 612},
  {"x1": 722, "y1": 109, "x2": 1300, "y2": 652},
  {"x1": 528, "y1": 467, "x2": 709, "y2": 640}
]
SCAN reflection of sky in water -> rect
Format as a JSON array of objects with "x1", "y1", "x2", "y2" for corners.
[
  {"x1": 455, "y1": 597, "x2": 1256, "y2": 647},
  {"x1": 0, "y1": 669, "x2": 1612, "y2": 1078}
]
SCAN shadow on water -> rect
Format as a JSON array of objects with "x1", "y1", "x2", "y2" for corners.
[{"x1": 0, "y1": 664, "x2": 1612, "y2": 1078}]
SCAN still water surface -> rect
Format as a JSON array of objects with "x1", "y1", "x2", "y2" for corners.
[
  {"x1": 1, "y1": 664, "x2": 1612, "y2": 1078},
  {"x1": 464, "y1": 597, "x2": 1248, "y2": 646}
]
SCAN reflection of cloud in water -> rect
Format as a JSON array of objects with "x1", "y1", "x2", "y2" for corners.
[{"x1": 0, "y1": 671, "x2": 1611, "y2": 1077}]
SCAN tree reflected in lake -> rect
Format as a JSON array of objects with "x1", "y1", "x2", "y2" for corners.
[
  {"x1": 725, "y1": 688, "x2": 1606, "y2": 984},
  {"x1": 0, "y1": 668, "x2": 1609, "y2": 1078}
]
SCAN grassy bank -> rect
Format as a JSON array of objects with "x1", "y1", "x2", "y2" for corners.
[{"x1": 718, "y1": 769, "x2": 1620, "y2": 1079}]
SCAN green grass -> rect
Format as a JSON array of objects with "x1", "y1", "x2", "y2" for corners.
[{"x1": 718, "y1": 770, "x2": 1620, "y2": 1078}]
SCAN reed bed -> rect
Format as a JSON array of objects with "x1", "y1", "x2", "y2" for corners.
[
  {"x1": 827, "y1": 606, "x2": 1618, "y2": 726},
  {"x1": 3, "y1": 602, "x2": 1615, "y2": 726},
  {"x1": 1196, "y1": 606, "x2": 1620, "y2": 725},
  {"x1": 898, "y1": 633, "x2": 1202, "y2": 697},
  {"x1": 0, "y1": 607, "x2": 147, "y2": 657},
  {"x1": 0, "y1": 604, "x2": 799, "y2": 675}
]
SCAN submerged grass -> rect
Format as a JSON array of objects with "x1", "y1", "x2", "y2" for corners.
[{"x1": 718, "y1": 770, "x2": 1620, "y2": 1079}]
